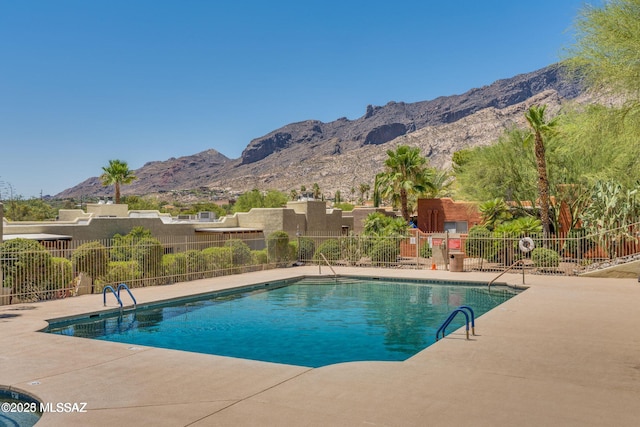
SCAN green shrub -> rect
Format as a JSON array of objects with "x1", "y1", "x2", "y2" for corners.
[
  {"x1": 288, "y1": 242, "x2": 297, "y2": 261},
  {"x1": 370, "y1": 239, "x2": 400, "y2": 266},
  {"x1": 531, "y1": 247, "x2": 560, "y2": 268},
  {"x1": 297, "y1": 237, "x2": 316, "y2": 261},
  {"x1": 47, "y1": 257, "x2": 73, "y2": 295},
  {"x1": 267, "y1": 231, "x2": 290, "y2": 263},
  {"x1": 101, "y1": 261, "x2": 141, "y2": 288},
  {"x1": 252, "y1": 249, "x2": 268, "y2": 264},
  {"x1": 162, "y1": 253, "x2": 187, "y2": 278},
  {"x1": 133, "y1": 237, "x2": 163, "y2": 277},
  {"x1": 0, "y1": 238, "x2": 52, "y2": 301},
  {"x1": 464, "y1": 226, "x2": 493, "y2": 259},
  {"x1": 341, "y1": 235, "x2": 362, "y2": 264},
  {"x1": 313, "y1": 239, "x2": 342, "y2": 262},
  {"x1": 72, "y1": 241, "x2": 109, "y2": 282},
  {"x1": 419, "y1": 243, "x2": 432, "y2": 258},
  {"x1": 201, "y1": 247, "x2": 232, "y2": 270},
  {"x1": 225, "y1": 239, "x2": 253, "y2": 265},
  {"x1": 183, "y1": 250, "x2": 206, "y2": 274}
]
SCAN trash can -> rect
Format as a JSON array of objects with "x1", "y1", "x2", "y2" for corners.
[{"x1": 449, "y1": 252, "x2": 464, "y2": 272}]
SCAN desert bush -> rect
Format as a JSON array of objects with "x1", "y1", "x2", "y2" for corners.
[
  {"x1": 225, "y1": 239, "x2": 253, "y2": 265},
  {"x1": 101, "y1": 261, "x2": 141, "y2": 288},
  {"x1": 370, "y1": 239, "x2": 400, "y2": 266},
  {"x1": 200, "y1": 247, "x2": 232, "y2": 271},
  {"x1": 46, "y1": 257, "x2": 73, "y2": 296},
  {"x1": 252, "y1": 249, "x2": 268, "y2": 264},
  {"x1": 531, "y1": 247, "x2": 560, "y2": 268},
  {"x1": 162, "y1": 253, "x2": 187, "y2": 278},
  {"x1": 0, "y1": 238, "x2": 52, "y2": 301},
  {"x1": 297, "y1": 237, "x2": 316, "y2": 261},
  {"x1": 419, "y1": 242, "x2": 432, "y2": 258},
  {"x1": 267, "y1": 231, "x2": 290, "y2": 264},
  {"x1": 72, "y1": 241, "x2": 109, "y2": 282},
  {"x1": 313, "y1": 239, "x2": 342, "y2": 262},
  {"x1": 133, "y1": 237, "x2": 163, "y2": 278}
]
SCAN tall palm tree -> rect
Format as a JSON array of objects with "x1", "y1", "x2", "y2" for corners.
[
  {"x1": 100, "y1": 159, "x2": 137, "y2": 204},
  {"x1": 524, "y1": 105, "x2": 558, "y2": 238},
  {"x1": 378, "y1": 145, "x2": 431, "y2": 222}
]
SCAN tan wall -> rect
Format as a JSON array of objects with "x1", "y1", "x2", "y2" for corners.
[
  {"x1": 86, "y1": 203, "x2": 129, "y2": 217},
  {"x1": 2, "y1": 200, "x2": 349, "y2": 247},
  {"x1": 58, "y1": 209, "x2": 92, "y2": 221},
  {"x1": 326, "y1": 209, "x2": 344, "y2": 234}
]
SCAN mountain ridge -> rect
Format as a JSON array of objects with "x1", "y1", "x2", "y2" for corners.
[{"x1": 55, "y1": 63, "x2": 584, "y2": 200}]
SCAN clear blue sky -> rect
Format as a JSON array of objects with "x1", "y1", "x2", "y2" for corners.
[{"x1": 0, "y1": 0, "x2": 596, "y2": 198}]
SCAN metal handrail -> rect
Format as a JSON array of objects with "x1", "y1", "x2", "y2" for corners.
[
  {"x1": 435, "y1": 307, "x2": 472, "y2": 341},
  {"x1": 117, "y1": 283, "x2": 137, "y2": 307},
  {"x1": 458, "y1": 305, "x2": 475, "y2": 335},
  {"x1": 319, "y1": 253, "x2": 337, "y2": 277},
  {"x1": 103, "y1": 285, "x2": 123, "y2": 307},
  {"x1": 488, "y1": 259, "x2": 528, "y2": 290}
]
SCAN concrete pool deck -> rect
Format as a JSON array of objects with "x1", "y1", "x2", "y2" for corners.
[{"x1": 1, "y1": 266, "x2": 640, "y2": 426}]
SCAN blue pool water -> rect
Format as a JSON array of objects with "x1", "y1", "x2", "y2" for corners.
[
  {"x1": 0, "y1": 388, "x2": 42, "y2": 427},
  {"x1": 45, "y1": 277, "x2": 517, "y2": 367}
]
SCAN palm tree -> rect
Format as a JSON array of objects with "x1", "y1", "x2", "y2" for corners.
[
  {"x1": 100, "y1": 159, "x2": 137, "y2": 204},
  {"x1": 312, "y1": 183, "x2": 321, "y2": 199},
  {"x1": 378, "y1": 145, "x2": 431, "y2": 222},
  {"x1": 358, "y1": 183, "x2": 370, "y2": 204},
  {"x1": 524, "y1": 105, "x2": 558, "y2": 238}
]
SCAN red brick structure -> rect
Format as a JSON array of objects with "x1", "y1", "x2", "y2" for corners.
[{"x1": 417, "y1": 198, "x2": 482, "y2": 233}]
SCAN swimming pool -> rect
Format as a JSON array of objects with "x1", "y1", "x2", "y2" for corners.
[
  {"x1": 0, "y1": 388, "x2": 42, "y2": 427},
  {"x1": 44, "y1": 276, "x2": 518, "y2": 367}
]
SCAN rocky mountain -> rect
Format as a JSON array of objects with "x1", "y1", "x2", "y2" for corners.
[{"x1": 55, "y1": 63, "x2": 585, "y2": 201}]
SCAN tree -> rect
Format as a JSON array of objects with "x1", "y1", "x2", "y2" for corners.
[
  {"x1": 312, "y1": 183, "x2": 321, "y2": 199},
  {"x1": 377, "y1": 145, "x2": 432, "y2": 222},
  {"x1": 479, "y1": 198, "x2": 512, "y2": 231},
  {"x1": 264, "y1": 190, "x2": 288, "y2": 208},
  {"x1": 100, "y1": 159, "x2": 137, "y2": 204},
  {"x1": 524, "y1": 105, "x2": 558, "y2": 238},
  {"x1": 233, "y1": 189, "x2": 288, "y2": 212},
  {"x1": 567, "y1": 0, "x2": 640, "y2": 98},
  {"x1": 453, "y1": 128, "x2": 539, "y2": 202},
  {"x1": 3, "y1": 198, "x2": 57, "y2": 221},
  {"x1": 358, "y1": 183, "x2": 370, "y2": 204}
]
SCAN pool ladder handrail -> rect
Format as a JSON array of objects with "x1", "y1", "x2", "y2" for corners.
[
  {"x1": 488, "y1": 259, "x2": 527, "y2": 290},
  {"x1": 318, "y1": 252, "x2": 337, "y2": 278},
  {"x1": 435, "y1": 305, "x2": 475, "y2": 341},
  {"x1": 103, "y1": 283, "x2": 137, "y2": 308}
]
